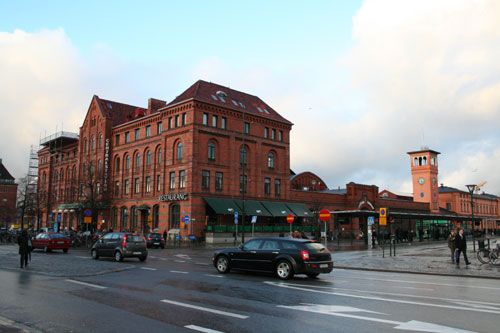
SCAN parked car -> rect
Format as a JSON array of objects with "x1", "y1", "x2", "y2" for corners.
[
  {"x1": 91, "y1": 232, "x2": 147, "y2": 262},
  {"x1": 145, "y1": 233, "x2": 165, "y2": 249},
  {"x1": 32, "y1": 232, "x2": 71, "y2": 253},
  {"x1": 212, "y1": 237, "x2": 333, "y2": 280}
]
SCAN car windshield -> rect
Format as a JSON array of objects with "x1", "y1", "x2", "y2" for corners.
[
  {"x1": 50, "y1": 234, "x2": 67, "y2": 239},
  {"x1": 303, "y1": 242, "x2": 327, "y2": 252}
]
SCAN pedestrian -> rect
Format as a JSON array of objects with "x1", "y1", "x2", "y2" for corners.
[
  {"x1": 163, "y1": 229, "x2": 167, "y2": 241},
  {"x1": 18, "y1": 230, "x2": 30, "y2": 268},
  {"x1": 454, "y1": 229, "x2": 471, "y2": 266},
  {"x1": 371, "y1": 231, "x2": 377, "y2": 247},
  {"x1": 447, "y1": 230, "x2": 456, "y2": 261},
  {"x1": 292, "y1": 230, "x2": 301, "y2": 238}
]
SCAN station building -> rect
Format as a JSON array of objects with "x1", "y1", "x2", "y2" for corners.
[
  {"x1": 37, "y1": 80, "x2": 500, "y2": 242},
  {"x1": 0, "y1": 159, "x2": 18, "y2": 228}
]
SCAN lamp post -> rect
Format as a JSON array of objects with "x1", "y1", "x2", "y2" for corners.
[
  {"x1": 241, "y1": 105, "x2": 247, "y2": 244},
  {"x1": 466, "y1": 184, "x2": 476, "y2": 251}
]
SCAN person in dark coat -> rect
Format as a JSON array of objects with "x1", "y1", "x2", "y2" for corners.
[
  {"x1": 454, "y1": 229, "x2": 471, "y2": 265},
  {"x1": 163, "y1": 230, "x2": 168, "y2": 241},
  {"x1": 18, "y1": 230, "x2": 30, "y2": 268}
]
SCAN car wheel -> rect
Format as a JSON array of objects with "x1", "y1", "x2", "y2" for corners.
[
  {"x1": 91, "y1": 249, "x2": 99, "y2": 260},
  {"x1": 160, "y1": 245, "x2": 165, "y2": 249},
  {"x1": 306, "y1": 273, "x2": 319, "y2": 278},
  {"x1": 139, "y1": 255, "x2": 147, "y2": 262},
  {"x1": 114, "y1": 251, "x2": 123, "y2": 262},
  {"x1": 276, "y1": 260, "x2": 294, "y2": 280},
  {"x1": 63, "y1": 248, "x2": 69, "y2": 253},
  {"x1": 216, "y1": 255, "x2": 230, "y2": 274}
]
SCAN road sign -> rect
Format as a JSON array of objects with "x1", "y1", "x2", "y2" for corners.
[
  {"x1": 368, "y1": 216, "x2": 375, "y2": 225},
  {"x1": 234, "y1": 212, "x2": 238, "y2": 224},
  {"x1": 251, "y1": 216, "x2": 257, "y2": 224},
  {"x1": 319, "y1": 209, "x2": 330, "y2": 222},
  {"x1": 286, "y1": 214, "x2": 294, "y2": 224},
  {"x1": 84, "y1": 217, "x2": 92, "y2": 224},
  {"x1": 183, "y1": 215, "x2": 190, "y2": 225},
  {"x1": 84, "y1": 209, "x2": 92, "y2": 217},
  {"x1": 57, "y1": 214, "x2": 62, "y2": 222},
  {"x1": 379, "y1": 207, "x2": 387, "y2": 226}
]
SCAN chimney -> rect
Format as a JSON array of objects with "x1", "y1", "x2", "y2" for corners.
[{"x1": 148, "y1": 98, "x2": 167, "y2": 114}]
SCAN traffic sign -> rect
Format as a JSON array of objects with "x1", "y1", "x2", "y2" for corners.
[
  {"x1": 368, "y1": 216, "x2": 374, "y2": 225},
  {"x1": 286, "y1": 214, "x2": 294, "y2": 224},
  {"x1": 84, "y1": 209, "x2": 92, "y2": 217},
  {"x1": 84, "y1": 217, "x2": 92, "y2": 224},
  {"x1": 57, "y1": 214, "x2": 62, "y2": 222},
  {"x1": 319, "y1": 209, "x2": 330, "y2": 222},
  {"x1": 234, "y1": 211, "x2": 238, "y2": 224},
  {"x1": 251, "y1": 216, "x2": 257, "y2": 224},
  {"x1": 379, "y1": 208, "x2": 387, "y2": 226},
  {"x1": 184, "y1": 215, "x2": 190, "y2": 225}
]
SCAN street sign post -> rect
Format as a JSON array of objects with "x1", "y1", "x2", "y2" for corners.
[
  {"x1": 251, "y1": 216, "x2": 257, "y2": 238},
  {"x1": 287, "y1": 214, "x2": 294, "y2": 235},
  {"x1": 379, "y1": 208, "x2": 387, "y2": 226},
  {"x1": 368, "y1": 216, "x2": 375, "y2": 225},
  {"x1": 319, "y1": 209, "x2": 331, "y2": 246}
]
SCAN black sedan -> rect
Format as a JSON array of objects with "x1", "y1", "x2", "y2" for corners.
[
  {"x1": 212, "y1": 237, "x2": 333, "y2": 280},
  {"x1": 145, "y1": 233, "x2": 165, "y2": 249}
]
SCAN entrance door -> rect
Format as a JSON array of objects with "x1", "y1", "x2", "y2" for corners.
[{"x1": 169, "y1": 204, "x2": 180, "y2": 229}]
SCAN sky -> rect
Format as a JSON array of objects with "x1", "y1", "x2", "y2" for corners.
[{"x1": 1, "y1": 0, "x2": 499, "y2": 196}]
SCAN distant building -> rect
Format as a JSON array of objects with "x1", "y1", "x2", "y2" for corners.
[{"x1": 0, "y1": 158, "x2": 18, "y2": 228}]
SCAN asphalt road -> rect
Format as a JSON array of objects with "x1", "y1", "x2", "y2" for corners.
[{"x1": 0, "y1": 245, "x2": 499, "y2": 333}]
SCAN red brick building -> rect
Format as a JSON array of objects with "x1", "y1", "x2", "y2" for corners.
[{"x1": 0, "y1": 159, "x2": 18, "y2": 228}]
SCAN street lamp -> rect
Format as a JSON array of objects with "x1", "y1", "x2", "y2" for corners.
[
  {"x1": 466, "y1": 184, "x2": 476, "y2": 251},
  {"x1": 241, "y1": 105, "x2": 247, "y2": 244}
]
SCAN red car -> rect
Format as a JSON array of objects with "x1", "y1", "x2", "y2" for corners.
[{"x1": 32, "y1": 232, "x2": 71, "y2": 253}]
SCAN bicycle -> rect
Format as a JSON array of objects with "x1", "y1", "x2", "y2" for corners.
[{"x1": 477, "y1": 241, "x2": 500, "y2": 265}]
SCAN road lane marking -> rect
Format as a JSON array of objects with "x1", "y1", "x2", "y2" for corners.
[
  {"x1": 161, "y1": 299, "x2": 248, "y2": 319},
  {"x1": 159, "y1": 258, "x2": 168, "y2": 261},
  {"x1": 278, "y1": 304, "x2": 476, "y2": 333},
  {"x1": 185, "y1": 325, "x2": 225, "y2": 333},
  {"x1": 150, "y1": 256, "x2": 157, "y2": 258},
  {"x1": 195, "y1": 262, "x2": 210, "y2": 266},
  {"x1": 170, "y1": 270, "x2": 188, "y2": 274},
  {"x1": 65, "y1": 279, "x2": 107, "y2": 289},
  {"x1": 140, "y1": 267, "x2": 157, "y2": 271},
  {"x1": 265, "y1": 282, "x2": 500, "y2": 315},
  {"x1": 76, "y1": 256, "x2": 91, "y2": 259},
  {"x1": 205, "y1": 274, "x2": 223, "y2": 278},
  {"x1": 174, "y1": 260, "x2": 186, "y2": 263}
]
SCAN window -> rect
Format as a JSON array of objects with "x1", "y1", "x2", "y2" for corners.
[
  {"x1": 168, "y1": 117, "x2": 173, "y2": 129},
  {"x1": 221, "y1": 117, "x2": 226, "y2": 129},
  {"x1": 212, "y1": 115, "x2": 218, "y2": 127},
  {"x1": 115, "y1": 181, "x2": 120, "y2": 196},
  {"x1": 264, "y1": 178, "x2": 271, "y2": 195},
  {"x1": 208, "y1": 142, "x2": 216, "y2": 161},
  {"x1": 264, "y1": 127, "x2": 269, "y2": 138},
  {"x1": 275, "y1": 179, "x2": 281, "y2": 196},
  {"x1": 90, "y1": 161, "x2": 95, "y2": 175},
  {"x1": 244, "y1": 122, "x2": 250, "y2": 134},
  {"x1": 175, "y1": 115, "x2": 180, "y2": 127},
  {"x1": 146, "y1": 125, "x2": 151, "y2": 138},
  {"x1": 125, "y1": 132, "x2": 130, "y2": 143},
  {"x1": 240, "y1": 175, "x2": 247, "y2": 193},
  {"x1": 134, "y1": 178, "x2": 140, "y2": 194},
  {"x1": 215, "y1": 172, "x2": 223, "y2": 191},
  {"x1": 177, "y1": 142, "x2": 183, "y2": 160},
  {"x1": 135, "y1": 153, "x2": 141, "y2": 168},
  {"x1": 125, "y1": 155, "x2": 130, "y2": 170},
  {"x1": 96, "y1": 182, "x2": 101, "y2": 195},
  {"x1": 145, "y1": 176, "x2": 151, "y2": 193},
  {"x1": 202, "y1": 170, "x2": 210, "y2": 190},
  {"x1": 91, "y1": 137, "x2": 96, "y2": 150},
  {"x1": 146, "y1": 151, "x2": 152, "y2": 166},
  {"x1": 84, "y1": 138, "x2": 88, "y2": 152},
  {"x1": 203, "y1": 113, "x2": 208, "y2": 125},
  {"x1": 179, "y1": 170, "x2": 186, "y2": 188},
  {"x1": 169, "y1": 172, "x2": 175, "y2": 189},
  {"x1": 158, "y1": 148, "x2": 162, "y2": 164},
  {"x1": 115, "y1": 157, "x2": 120, "y2": 172},
  {"x1": 157, "y1": 122, "x2": 162, "y2": 134},
  {"x1": 125, "y1": 180, "x2": 130, "y2": 194},
  {"x1": 121, "y1": 207, "x2": 129, "y2": 229},
  {"x1": 182, "y1": 113, "x2": 187, "y2": 125},
  {"x1": 98, "y1": 159, "x2": 102, "y2": 172},
  {"x1": 112, "y1": 207, "x2": 118, "y2": 230},
  {"x1": 279, "y1": 130, "x2": 283, "y2": 141},
  {"x1": 135, "y1": 129, "x2": 140, "y2": 141},
  {"x1": 99, "y1": 135, "x2": 103, "y2": 148},
  {"x1": 268, "y1": 152, "x2": 275, "y2": 169},
  {"x1": 240, "y1": 147, "x2": 247, "y2": 165},
  {"x1": 271, "y1": 129, "x2": 276, "y2": 140},
  {"x1": 152, "y1": 205, "x2": 159, "y2": 229}
]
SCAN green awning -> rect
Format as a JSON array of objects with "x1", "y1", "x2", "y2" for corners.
[
  {"x1": 260, "y1": 201, "x2": 294, "y2": 217},
  {"x1": 58, "y1": 203, "x2": 83, "y2": 210},
  {"x1": 233, "y1": 199, "x2": 272, "y2": 216},
  {"x1": 204, "y1": 197, "x2": 242, "y2": 215},
  {"x1": 285, "y1": 203, "x2": 313, "y2": 217}
]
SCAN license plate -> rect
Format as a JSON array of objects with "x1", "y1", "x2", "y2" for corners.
[
  {"x1": 320, "y1": 264, "x2": 328, "y2": 268},
  {"x1": 133, "y1": 252, "x2": 142, "y2": 255},
  {"x1": 58, "y1": 241, "x2": 64, "y2": 244},
  {"x1": 154, "y1": 243, "x2": 159, "y2": 245}
]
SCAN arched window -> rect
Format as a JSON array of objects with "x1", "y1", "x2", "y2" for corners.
[
  {"x1": 268, "y1": 152, "x2": 275, "y2": 169},
  {"x1": 152, "y1": 204, "x2": 160, "y2": 229},
  {"x1": 121, "y1": 207, "x2": 128, "y2": 231},
  {"x1": 414, "y1": 157, "x2": 418, "y2": 166},
  {"x1": 146, "y1": 150, "x2": 152, "y2": 166},
  {"x1": 60, "y1": 169, "x2": 64, "y2": 182},
  {"x1": 98, "y1": 159, "x2": 102, "y2": 173},
  {"x1": 158, "y1": 148, "x2": 162, "y2": 165},
  {"x1": 131, "y1": 206, "x2": 138, "y2": 230},
  {"x1": 67, "y1": 168, "x2": 71, "y2": 180},
  {"x1": 177, "y1": 142, "x2": 183, "y2": 160},
  {"x1": 125, "y1": 155, "x2": 130, "y2": 170},
  {"x1": 240, "y1": 146, "x2": 247, "y2": 165},
  {"x1": 99, "y1": 134, "x2": 103, "y2": 149},
  {"x1": 55, "y1": 171, "x2": 59, "y2": 183},
  {"x1": 135, "y1": 153, "x2": 141, "y2": 168},
  {"x1": 115, "y1": 157, "x2": 120, "y2": 172},
  {"x1": 84, "y1": 138, "x2": 88, "y2": 153},
  {"x1": 169, "y1": 204, "x2": 180, "y2": 229},
  {"x1": 91, "y1": 136, "x2": 96, "y2": 150},
  {"x1": 208, "y1": 142, "x2": 216, "y2": 161},
  {"x1": 423, "y1": 157, "x2": 427, "y2": 165},
  {"x1": 90, "y1": 161, "x2": 95, "y2": 175}
]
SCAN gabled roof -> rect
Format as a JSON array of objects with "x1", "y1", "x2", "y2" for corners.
[
  {"x1": 0, "y1": 159, "x2": 15, "y2": 182},
  {"x1": 167, "y1": 80, "x2": 292, "y2": 125},
  {"x1": 439, "y1": 185, "x2": 499, "y2": 199},
  {"x1": 95, "y1": 96, "x2": 147, "y2": 127}
]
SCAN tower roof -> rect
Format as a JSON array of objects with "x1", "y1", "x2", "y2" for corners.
[{"x1": 407, "y1": 148, "x2": 441, "y2": 155}]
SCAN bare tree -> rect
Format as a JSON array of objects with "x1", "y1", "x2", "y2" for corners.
[{"x1": 16, "y1": 175, "x2": 38, "y2": 230}]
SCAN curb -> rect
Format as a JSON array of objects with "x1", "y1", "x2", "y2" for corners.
[{"x1": 334, "y1": 265, "x2": 500, "y2": 280}]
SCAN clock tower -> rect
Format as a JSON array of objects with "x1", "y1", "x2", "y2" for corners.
[{"x1": 407, "y1": 148, "x2": 440, "y2": 213}]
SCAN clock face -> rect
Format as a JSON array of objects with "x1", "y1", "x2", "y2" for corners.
[{"x1": 418, "y1": 177, "x2": 425, "y2": 185}]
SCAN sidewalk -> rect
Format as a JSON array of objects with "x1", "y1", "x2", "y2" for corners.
[{"x1": 331, "y1": 238, "x2": 500, "y2": 279}]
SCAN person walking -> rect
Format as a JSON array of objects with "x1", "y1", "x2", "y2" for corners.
[
  {"x1": 447, "y1": 230, "x2": 456, "y2": 261},
  {"x1": 454, "y1": 229, "x2": 471, "y2": 266},
  {"x1": 18, "y1": 230, "x2": 30, "y2": 268}
]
